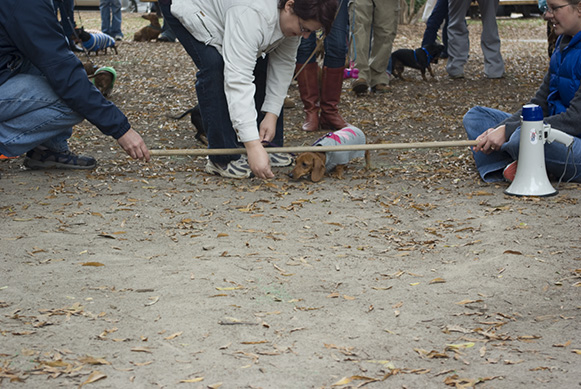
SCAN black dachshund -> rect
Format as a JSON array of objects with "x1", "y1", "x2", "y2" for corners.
[
  {"x1": 390, "y1": 43, "x2": 445, "y2": 81},
  {"x1": 73, "y1": 27, "x2": 118, "y2": 55},
  {"x1": 169, "y1": 105, "x2": 207, "y2": 145}
]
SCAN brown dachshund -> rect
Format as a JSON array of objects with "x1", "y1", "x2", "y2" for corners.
[
  {"x1": 290, "y1": 126, "x2": 371, "y2": 182},
  {"x1": 291, "y1": 150, "x2": 371, "y2": 182},
  {"x1": 88, "y1": 67, "x2": 116, "y2": 98},
  {"x1": 133, "y1": 13, "x2": 162, "y2": 42}
]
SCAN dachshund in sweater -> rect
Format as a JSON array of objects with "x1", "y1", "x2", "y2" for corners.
[
  {"x1": 74, "y1": 27, "x2": 118, "y2": 55},
  {"x1": 290, "y1": 126, "x2": 371, "y2": 182}
]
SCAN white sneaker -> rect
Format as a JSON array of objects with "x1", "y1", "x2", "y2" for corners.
[
  {"x1": 205, "y1": 156, "x2": 253, "y2": 178},
  {"x1": 269, "y1": 152, "x2": 293, "y2": 167}
]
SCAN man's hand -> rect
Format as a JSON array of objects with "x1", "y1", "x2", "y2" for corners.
[
  {"x1": 117, "y1": 129, "x2": 150, "y2": 162},
  {"x1": 245, "y1": 140, "x2": 273, "y2": 179}
]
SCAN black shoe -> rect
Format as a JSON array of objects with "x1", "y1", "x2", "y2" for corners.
[{"x1": 23, "y1": 148, "x2": 96, "y2": 170}]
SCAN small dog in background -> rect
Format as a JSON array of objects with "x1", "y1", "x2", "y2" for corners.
[
  {"x1": 390, "y1": 43, "x2": 445, "y2": 81},
  {"x1": 133, "y1": 13, "x2": 162, "y2": 42},
  {"x1": 290, "y1": 126, "x2": 370, "y2": 182},
  {"x1": 81, "y1": 63, "x2": 116, "y2": 98},
  {"x1": 89, "y1": 67, "x2": 116, "y2": 98},
  {"x1": 74, "y1": 27, "x2": 118, "y2": 55},
  {"x1": 169, "y1": 105, "x2": 207, "y2": 145}
]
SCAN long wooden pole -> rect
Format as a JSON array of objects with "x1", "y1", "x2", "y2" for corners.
[{"x1": 150, "y1": 140, "x2": 478, "y2": 157}]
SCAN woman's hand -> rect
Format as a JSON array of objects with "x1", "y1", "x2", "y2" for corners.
[
  {"x1": 258, "y1": 112, "x2": 278, "y2": 143},
  {"x1": 244, "y1": 140, "x2": 274, "y2": 179},
  {"x1": 473, "y1": 125, "x2": 506, "y2": 154}
]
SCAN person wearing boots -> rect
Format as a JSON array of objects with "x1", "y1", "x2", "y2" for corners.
[{"x1": 295, "y1": 0, "x2": 348, "y2": 132}]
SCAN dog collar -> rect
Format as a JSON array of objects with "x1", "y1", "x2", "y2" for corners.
[
  {"x1": 414, "y1": 48, "x2": 434, "y2": 65},
  {"x1": 94, "y1": 66, "x2": 117, "y2": 86}
]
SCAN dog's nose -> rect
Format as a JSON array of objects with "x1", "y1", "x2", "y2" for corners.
[{"x1": 288, "y1": 171, "x2": 294, "y2": 179}]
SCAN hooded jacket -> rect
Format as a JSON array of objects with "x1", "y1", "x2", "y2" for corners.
[
  {"x1": 0, "y1": 0, "x2": 130, "y2": 140},
  {"x1": 169, "y1": 0, "x2": 300, "y2": 143},
  {"x1": 501, "y1": 31, "x2": 581, "y2": 140}
]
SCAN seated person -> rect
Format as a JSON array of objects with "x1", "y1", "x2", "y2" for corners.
[{"x1": 463, "y1": 0, "x2": 581, "y2": 183}]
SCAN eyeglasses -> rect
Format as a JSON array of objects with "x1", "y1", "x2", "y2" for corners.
[
  {"x1": 542, "y1": 3, "x2": 571, "y2": 14},
  {"x1": 298, "y1": 19, "x2": 312, "y2": 34}
]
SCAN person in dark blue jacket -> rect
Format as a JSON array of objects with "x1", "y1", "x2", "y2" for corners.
[
  {"x1": 464, "y1": 0, "x2": 581, "y2": 183},
  {"x1": 0, "y1": 0, "x2": 149, "y2": 170}
]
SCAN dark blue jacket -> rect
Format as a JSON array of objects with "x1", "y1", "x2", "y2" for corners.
[
  {"x1": 0, "y1": 0, "x2": 130, "y2": 139},
  {"x1": 548, "y1": 32, "x2": 581, "y2": 116},
  {"x1": 501, "y1": 31, "x2": 581, "y2": 140}
]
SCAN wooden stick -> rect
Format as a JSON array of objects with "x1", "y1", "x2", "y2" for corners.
[{"x1": 150, "y1": 140, "x2": 478, "y2": 157}]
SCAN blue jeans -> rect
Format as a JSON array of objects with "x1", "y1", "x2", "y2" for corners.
[
  {"x1": 160, "y1": 3, "x2": 284, "y2": 164},
  {"x1": 464, "y1": 106, "x2": 581, "y2": 182},
  {"x1": 421, "y1": 0, "x2": 448, "y2": 54},
  {"x1": 100, "y1": 0, "x2": 123, "y2": 38},
  {"x1": 296, "y1": 0, "x2": 348, "y2": 67},
  {"x1": 0, "y1": 71, "x2": 83, "y2": 157}
]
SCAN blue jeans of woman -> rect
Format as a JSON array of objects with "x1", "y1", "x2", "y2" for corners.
[
  {"x1": 160, "y1": 2, "x2": 284, "y2": 165},
  {"x1": 296, "y1": 0, "x2": 348, "y2": 67},
  {"x1": 0, "y1": 70, "x2": 82, "y2": 157},
  {"x1": 100, "y1": 0, "x2": 123, "y2": 38},
  {"x1": 421, "y1": 0, "x2": 448, "y2": 55},
  {"x1": 464, "y1": 106, "x2": 581, "y2": 182}
]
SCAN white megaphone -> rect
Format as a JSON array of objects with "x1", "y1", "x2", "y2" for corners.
[{"x1": 505, "y1": 104, "x2": 574, "y2": 197}]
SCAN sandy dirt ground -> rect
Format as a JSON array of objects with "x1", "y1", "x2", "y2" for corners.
[{"x1": 1, "y1": 11, "x2": 580, "y2": 389}]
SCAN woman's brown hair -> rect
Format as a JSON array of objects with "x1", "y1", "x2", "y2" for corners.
[{"x1": 279, "y1": 0, "x2": 339, "y2": 35}]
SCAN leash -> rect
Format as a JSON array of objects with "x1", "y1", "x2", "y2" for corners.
[
  {"x1": 64, "y1": 7, "x2": 94, "y2": 62},
  {"x1": 414, "y1": 48, "x2": 434, "y2": 66}
]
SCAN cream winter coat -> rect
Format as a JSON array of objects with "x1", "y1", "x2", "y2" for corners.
[{"x1": 171, "y1": 0, "x2": 300, "y2": 142}]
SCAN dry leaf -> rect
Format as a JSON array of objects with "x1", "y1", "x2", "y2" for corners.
[
  {"x1": 130, "y1": 347, "x2": 152, "y2": 353},
  {"x1": 179, "y1": 377, "x2": 204, "y2": 383},
  {"x1": 164, "y1": 332, "x2": 183, "y2": 340},
  {"x1": 81, "y1": 262, "x2": 105, "y2": 267},
  {"x1": 79, "y1": 371, "x2": 107, "y2": 387},
  {"x1": 331, "y1": 375, "x2": 378, "y2": 386},
  {"x1": 240, "y1": 340, "x2": 269, "y2": 345},
  {"x1": 456, "y1": 299, "x2": 483, "y2": 305},
  {"x1": 79, "y1": 356, "x2": 111, "y2": 365},
  {"x1": 553, "y1": 340, "x2": 572, "y2": 347}
]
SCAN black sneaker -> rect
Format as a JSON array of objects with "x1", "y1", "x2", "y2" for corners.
[{"x1": 23, "y1": 148, "x2": 97, "y2": 170}]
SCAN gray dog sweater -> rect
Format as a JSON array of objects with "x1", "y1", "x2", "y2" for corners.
[{"x1": 313, "y1": 126, "x2": 366, "y2": 171}]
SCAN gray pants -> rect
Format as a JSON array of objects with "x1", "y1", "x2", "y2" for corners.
[{"x1": 446, "y1": 0, "x2": 504, "y2": 78}]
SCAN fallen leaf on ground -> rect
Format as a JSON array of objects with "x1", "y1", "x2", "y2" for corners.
[
  {"x1": 79, "y1": 371, "x2": 107, "y2": 387},
  {"x1": 179, "y1": 376, "x2": 204, "y2": 383}
]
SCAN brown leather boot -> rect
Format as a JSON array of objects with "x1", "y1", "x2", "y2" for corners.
[
  {"x1": 296, "y1": 62, "x2": 320, "y2": 132},
  {"x1": 319, "y1": 66, "x2": 347, "y2": 130}
]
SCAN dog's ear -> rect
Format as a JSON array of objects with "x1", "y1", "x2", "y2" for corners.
[{"x1": 310, "y1": 154, "x2": 326, "y2": 182}]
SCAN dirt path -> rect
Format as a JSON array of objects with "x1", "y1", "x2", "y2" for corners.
[{"x1": 1, "y1": 13, "x2": 580, "y2": 388}]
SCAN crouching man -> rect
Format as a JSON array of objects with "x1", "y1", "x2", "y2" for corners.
[{"x1": 0, "y1": 0, "x2": 149, "y2": 170}]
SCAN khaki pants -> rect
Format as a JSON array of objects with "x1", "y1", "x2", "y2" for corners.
[{"x1": 350, "y1": 0, "x2": 400, "y2": 87}]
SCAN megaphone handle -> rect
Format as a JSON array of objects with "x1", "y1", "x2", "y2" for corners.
[{"x1": 545, "y1": 125, "x2": 574, "y2": 147}]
